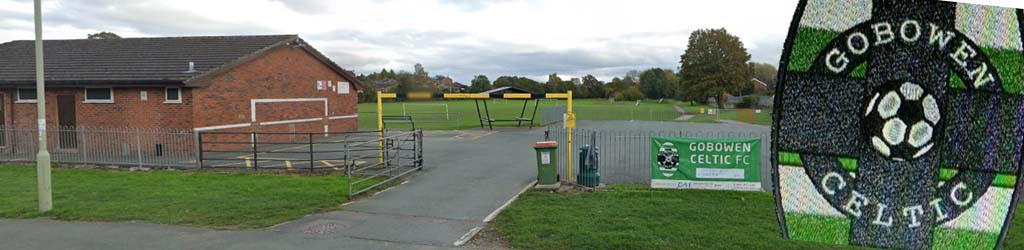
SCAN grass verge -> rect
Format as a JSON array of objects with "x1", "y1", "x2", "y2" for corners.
[
  {"x1": 0, "y1": 165, "x2": 380, "y2": 229},
  {"x1": 495, "y1": 185, "x2": 1024, "y2": 249}
]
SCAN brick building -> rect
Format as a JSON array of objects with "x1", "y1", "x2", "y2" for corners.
[{"x1": 0, "y1": 35, "x2": 363, "y2": 142}]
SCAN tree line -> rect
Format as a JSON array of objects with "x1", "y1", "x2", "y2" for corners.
[{"x1": 357, "y1": 28, "x2": 776, "y2": 108}]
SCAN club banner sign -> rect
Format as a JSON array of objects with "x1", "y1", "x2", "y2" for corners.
[
  {"x1": 773, "y1": 0, "x2": 1024, "y2": 249},
  {"x1": 650, "y1": 137, "x2": 761, "y2": 191}
]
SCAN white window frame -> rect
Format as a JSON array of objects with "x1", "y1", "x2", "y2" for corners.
[
  {"x1": 83, "y1": 87, "x2": 115, "y2": 104},
  {"x1": 15, "y1": 88, "x2": 37, "y2": 103},
  {"x1": 164, "y1": 87, "x2": 182, "y2": 104}
]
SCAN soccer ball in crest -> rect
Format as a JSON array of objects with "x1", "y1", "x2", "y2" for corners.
[
  {"x1": 657, "y1": 142, "x2": 680, "y2": 177},
  {"x1": 861, "y1": 82, "x2": 941, "y2": 161}
]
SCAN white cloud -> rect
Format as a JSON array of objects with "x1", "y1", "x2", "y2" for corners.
[{"x1": 0, "y1": 0, "x2": 1020, "y2": 82}]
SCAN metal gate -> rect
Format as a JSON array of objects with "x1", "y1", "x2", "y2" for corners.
[{"x1": 197, "y1": 129, "x2": 423, "y2": 198}]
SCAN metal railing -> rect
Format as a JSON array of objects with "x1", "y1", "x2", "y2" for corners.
[
  {"x1": 359, "y1": 112, "x2": 462, "y2": 129},
  {"x1": 346, "y1": 130, "x2": 423, "y2": 198},
  {"x1": 195, "y1": 129, "x2": 424, "y2": 198},
  {"x1": 0, "y1": 126, "x2": 195, "y2": 168},
  {"x1": 545, "y1": 127, "x2": 773, "y2": 191},
  {"x1": 540, "y1": 106, "x2": 683, "y2": 123}
]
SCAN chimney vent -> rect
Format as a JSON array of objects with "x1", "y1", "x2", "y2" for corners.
[{"x1": 185, "y1": 61, "x2": 197, "y2": 73}]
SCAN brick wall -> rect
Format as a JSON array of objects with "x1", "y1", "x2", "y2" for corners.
[
  {"x1": 3, "y1": 43, "x2": 359, "y2": 136},
  {"x1": 7, "y1": 87, "x2": 193, "y2": 130},
  {"x1": 191, "y1": 45, "x2": 359, "y2": 134}
]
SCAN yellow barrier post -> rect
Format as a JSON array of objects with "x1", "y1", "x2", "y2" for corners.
[
  {"x1": 566, "y1": 90, "x2": 573, "y2": 183},
  {"x1": 377, "y1": 91, "x2": 384, "y2": 163}
]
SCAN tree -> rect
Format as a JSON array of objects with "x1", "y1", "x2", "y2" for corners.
[
  {"x1": 545, "y1": 73, "x2": 563, "y2": 93},
  {"x1": 87, "y1": 32, "x2": 121, "y2": 39},
  {"x1": 639, "y1": 68, "x2": 677, "y2": 99},
  {"x1": 468, "y1": 75, "x2": 492, "y2": 93},
  {"x1": 607, "y1": 77, "x2": 626, "y2": 97},
  {"x1": 493, "y1": 76, "x2": 544, "y2": 93},
  {"x1": 678, "y1": 28, "x2": 752, "y2": 108},
  {"x1": 580, "y1": 75, "x2": 606, "y2": 98}
]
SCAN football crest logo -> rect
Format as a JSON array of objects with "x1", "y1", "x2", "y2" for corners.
[
  {"x1": 773, "y1": 0, "x2": 1024, "y2": 249},
  {"x1": 657, "y1": 142, "x2": 680, "y2": 177}
]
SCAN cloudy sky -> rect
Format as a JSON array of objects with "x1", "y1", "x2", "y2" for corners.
[{"x1": 0, "y1": 0, "x2": 1021, "y2": 83}]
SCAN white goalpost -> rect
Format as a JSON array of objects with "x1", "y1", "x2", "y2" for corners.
[{"x1": 402, "y1": 103, "x2": 451, "y2": 120}]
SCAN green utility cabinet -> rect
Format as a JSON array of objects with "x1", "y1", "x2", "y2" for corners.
[
  {"x1": 534, "y1": 141, "x2": 559, "y2": 185},
  {"x1": 578, "y1": 145, "x2": 600, "y2": 188}
]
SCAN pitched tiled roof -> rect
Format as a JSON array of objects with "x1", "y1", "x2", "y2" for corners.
[{"x1": 0, "y1": 35, "x2": 362, "y2": 89}]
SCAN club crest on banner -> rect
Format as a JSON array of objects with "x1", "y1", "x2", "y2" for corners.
[{"x1": 772, "y1": 0, "x2": 1024, "y2": 249}]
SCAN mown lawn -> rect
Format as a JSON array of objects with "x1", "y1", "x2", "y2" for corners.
[
  {"x1": 0, "y1": 165, "x2": 377, "y2": 229},
  {"x1": 496, "y1": 185, "x2": 1024, "y2": 250},
  {"x1": 357, "y1": 98, "x2": 772, "y2": 130},
  {"x1": 357, "y1": 98, "x2": 684, "y2": 130}
]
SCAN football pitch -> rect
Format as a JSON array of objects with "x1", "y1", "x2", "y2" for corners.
[{"x1": 357, "y1": 98, "x2": 771, "y2": 130}]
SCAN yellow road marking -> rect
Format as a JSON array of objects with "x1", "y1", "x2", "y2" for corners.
[{"x1": 321, "y1": 160, "x2": 341, "y2": 171}]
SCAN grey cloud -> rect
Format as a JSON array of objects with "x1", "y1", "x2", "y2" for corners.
[
  {"x1": 38, "y1": 0, "x2": 277, "y2": 37},
  {"x1": 309, "y1": 29, "x2": 686, "y2": 82},
  {"x1": 746, "y1": 34, "x2": 786, "y2": 65}
]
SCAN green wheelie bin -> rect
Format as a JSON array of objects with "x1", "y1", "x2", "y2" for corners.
[{"x1": 534, "y1": 141, "x2": 558, "y2": 185}]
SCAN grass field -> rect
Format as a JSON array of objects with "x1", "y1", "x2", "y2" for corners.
[
  {"x1": 495, "y1": 185, "x2": 1024, "y2": 250},
  {"x1": 357, "y1": 98, "x2": 771, "y2": 130},
  {"x1": 0, "y1": 165, "x2": 379, "y2": 229}
]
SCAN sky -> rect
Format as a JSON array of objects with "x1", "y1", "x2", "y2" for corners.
[{"x1": 0, "y1": 0, "x2": 1022, "y2": 83}]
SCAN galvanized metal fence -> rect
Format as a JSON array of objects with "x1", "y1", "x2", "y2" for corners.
[
  {"x1": 347, "y1": 130, "x2": 423, "y2": 198},
  {"x1": 539, "y1": 106, "x2": 566, "y2": 125},
  {"x1": 0, "y1": 126, "x2": 195, "y2": 168},
  {"x1": 545, "y1": 127, "x2": 774, "y2": 191},
  {"x1": 540, "y1": 105, "x2": 683, "y2": 123},
  {"x1": 359, "y1": 112, "x2": 463, "y2": 130}
]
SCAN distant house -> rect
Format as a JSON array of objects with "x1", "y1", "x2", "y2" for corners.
[
  {"x1": 373, "y1": 78, "x2": 399, "y2": 92},
  {"x1": 433, "y1": 76, "x2": 466, "y2": 93},
  {"x1": 0, "y1": 35, "x2": 364, "y2": 140},
  {"x1": 752, "y1": 78, "x2": 774, "y2": 94}
]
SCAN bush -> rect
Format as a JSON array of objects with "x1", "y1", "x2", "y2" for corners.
[
  {"x1": 621, "y1": 86, "x2": 644, "y2": 101},
  {"x1": 612, "y1": 92, "x2": 625, "y2": 101},
  {"x1": 736, "y1": 96, "x2": 760, "y2": 109}
]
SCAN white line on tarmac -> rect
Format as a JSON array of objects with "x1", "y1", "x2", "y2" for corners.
[
  {"x1": 483, "y1": 180, "x2": 536, "y2": 223},
  {"x1": 453, "y1": 226, "x2": 484, "y2": 246},
  {"x1": 454, "y1": 179, "x2": 537, "y2": 246}
]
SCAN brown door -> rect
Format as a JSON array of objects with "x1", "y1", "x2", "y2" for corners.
[{"x1": 57, "y1": 95, "x2": 77, "y2": 149}]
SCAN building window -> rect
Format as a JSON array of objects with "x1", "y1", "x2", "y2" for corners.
[
  {"x1": 84, "y1": 88, "x2": 114, "y2": 103},
  {"x1": 165, "y1": 88, "x2": 182, "y2": 103},
  {"x1": 16, "y1": 88, "x2": 37, "y2": 103}
]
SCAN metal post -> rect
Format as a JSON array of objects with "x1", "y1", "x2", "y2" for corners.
[
  {"x1": 33, "y1": 0, "x2": 52, "y2": 212},
  {"x1": 567, "y1": 91, "x2": 573, "y2": 184},
  {"x1": 377, "y1": 91, "x2": 384, "y2": 164},
  {"x1": 196, "y1": 133, "x2": 204, "y2": 170},
  {"x1": 483, "y1": 99, "x2": 493, "y2": 130},
  {"x1": 80, "y1": 128, "x2": 88, "y2": 163},
  {"x1": 135, "y1": 129, "x2": 143, "y2": 167},
  {"x1": 308, "y1": 133, "x2": 314, "y2": 172},
  {"x1": 252, "y1": 132, "x2": 259, "y2": 170},
  {"x1": 474, "y1": 100, "x2": 485, "y2": 129}
]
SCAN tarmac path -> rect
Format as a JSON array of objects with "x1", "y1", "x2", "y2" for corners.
[{"x1": 0, "y1": 128, "x2": 543, "y2": 250}]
